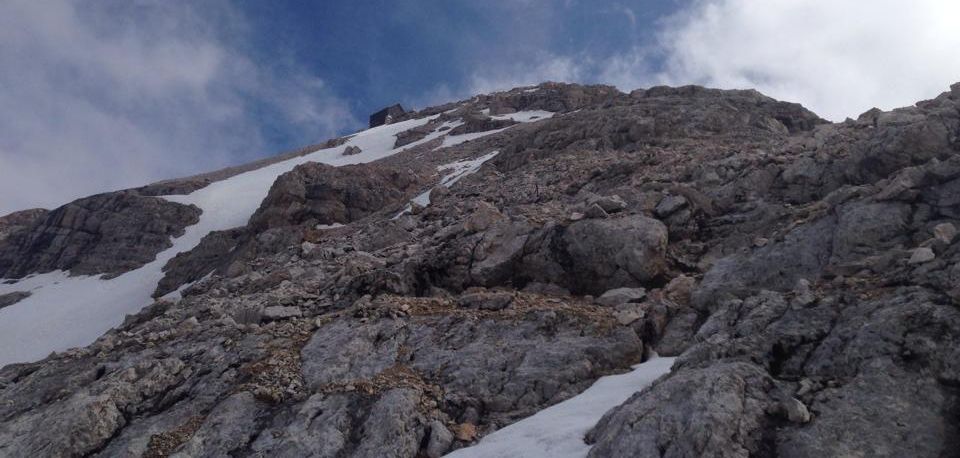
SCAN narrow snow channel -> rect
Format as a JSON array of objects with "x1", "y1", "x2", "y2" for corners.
[
  {"x1": 395, "y1": 150, "x2": 500, "y2": 218},
  {"x1": 445, "y1": 356, "x2": 676, "y2": 458}
]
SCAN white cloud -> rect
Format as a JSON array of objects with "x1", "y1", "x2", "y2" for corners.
[
  {"x1": 655, "y1": 0, "x2": 960, "y2": 120},
  {"x1": 0, "y1": 0, "x2": 357, "y2": 215},
  {"x1": 457, "y1": 0, "x2": 960, "y2": 123}
]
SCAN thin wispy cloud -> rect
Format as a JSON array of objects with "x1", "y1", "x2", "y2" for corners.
[{"x1": 0, "y1": 0, "x2": 357, "y2": 215}]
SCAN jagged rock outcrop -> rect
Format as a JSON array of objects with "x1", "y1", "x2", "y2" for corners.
[
  {"x1": 0, "y1": 192, "x2": 200, "y2": 279},
  {"x1": 2, "y1": 81, "x2": 960, "y2": 457},
  {"x1": 250, "y1": 162, "x2": 424, "y2": 231}
]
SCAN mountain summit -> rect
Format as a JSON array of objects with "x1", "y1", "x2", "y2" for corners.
[{"x1": 1, "y1": 81, "x2": 959, "y2": 457}]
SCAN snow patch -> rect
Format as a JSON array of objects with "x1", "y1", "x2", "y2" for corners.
[
  {"x1": 490, "y1": 110, "x2": 555, "y2": 123},
  {"x1": 440, "y1": 128, "x2": 511, "y2": 148},
  {"x1": 438, "y1": 150, "x2": 501, "y2": 187},
  {"x1": 445, "y1": 357, "x2": 676, "y2": 458},
  {"x1": 394, "y1": 151, "x2": 500, "y2": 218},
  {"x1": 439, "y1": 109, "x2": 555, "y2": 148}
]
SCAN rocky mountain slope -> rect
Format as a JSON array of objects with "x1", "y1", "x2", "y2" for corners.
[{"x1": 1, "y1": 81, "x2": 959, "y2": 457}]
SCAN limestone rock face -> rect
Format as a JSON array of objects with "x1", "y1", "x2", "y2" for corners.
[
  {"x1": 4, "y1": 81, "x2": 960, "y2": 457},
  {"x1": 561, "y1": 216, "x2": 668, "y2": 293},
  {"x1": 249, "y1": 162, "x2": 423, "y2": 231},
  {"x1": 0, "y1": 192, "x2": 199, "y2": 279}
]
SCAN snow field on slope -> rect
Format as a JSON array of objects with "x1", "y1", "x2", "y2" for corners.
[
  {"x1": 445, "y1": 357, "x2": 676, "y2": 458},
  {"x1": 0, "y1": 111, "x2": 553, "y2": 366},
  {"x1": 0, "y1": 115, "x2": 436, "y2": 366}
]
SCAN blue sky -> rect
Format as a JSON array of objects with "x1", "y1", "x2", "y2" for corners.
[
  {"x1": 233, "y1": 0, "x2": 680, "y2": 151},
  {"x1": 2, "y1": 0, "x2": 959, "y2": 214}
]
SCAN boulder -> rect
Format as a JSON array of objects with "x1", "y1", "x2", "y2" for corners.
[
  {"x1": 426, "y1": 420, "x2": 454, "y2": 458},
  {"x1": 261, "y1": 305, "x2": 302, "y2": 321},
  {"x1": 561, "y1": 216, "x2": 668, "y2": 294},
  {"x1": 909, "y1": 247, "x2": 936, "y2": 264},
  {"x1": 933, "y1": 222, "x2": 957, "y2": 244},
  {"x1": 587, "y1": 362, "x2": 778, "y2": 457},
  {"x1": 596, "y1": 287, "x2": 647, "y2": 306},
  {"x1": 655, "y1": 195, "x2": 688, "y2": 217},
  {"x1": 593, "y1": 195, "x2": 628, "y2": 213},
  {"x1": 463, "y1": 201, "x2": 505, "y2": 233}
]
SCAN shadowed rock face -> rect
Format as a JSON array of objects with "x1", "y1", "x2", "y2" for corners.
[
  {"x1": 0, "y1": 192, "x2": 200, "y2": 279},
  {"x1": 4, "y1": 82, "x2": 960, "y2": 457}
]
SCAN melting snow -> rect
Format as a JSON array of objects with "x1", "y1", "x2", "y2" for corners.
[
  {"x1": 394, "y1": 150, "x2": 500, "y2": 218},
  {"x1": 440, "y1": 128, "x2": 511, "y2": 148},
  {"x1": 445, "y1": 357, "x2": 676, "y2": 458},
  {"x1": 438, "y1": 150, "x2": 501, "y2": 187},
  {"x1": 490, "y1": 110, "x2": 555, "y2": 123}
]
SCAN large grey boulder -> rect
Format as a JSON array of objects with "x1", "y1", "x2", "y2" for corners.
[
  {"x1": 587, "y1": 362, "x2": 779, "y2": 458},
  {"x1": 561, "y1": 216, "x2": 668, "y2": 294},
  {"x1": 426, "y1": 420, "x2": 454, "y2": 457},
  {"x1": 596, "y1": 287, "x2": 646, "y2": 306}
]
